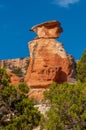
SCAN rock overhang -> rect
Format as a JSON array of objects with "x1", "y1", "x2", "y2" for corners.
[
  {"x1": 29, "y1": 20, "x2": 63, "y2": 38},
  {"x1": 30, "y1": 20, "x2": 62, "y2": 31}
]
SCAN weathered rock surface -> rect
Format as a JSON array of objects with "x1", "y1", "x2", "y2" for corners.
[
  {"x1": 28, "y1": 88, "x2": 45, "y2": 99},
  {"x1": 25, "y1": 20, "x2": 76, "y2": 88},
  {"x1": 30, "y1": 20, "x2": 63, "y2": 39},
  {"x1": 0, "y1": 57, "x2": 30, "y2": 76},
  {"x1": 7, "y1": 71, "x2": 22, "y2": 86}
]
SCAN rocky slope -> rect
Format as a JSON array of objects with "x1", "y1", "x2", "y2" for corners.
[
  {"x1": 0, "y1": 57, "x2": 30, "y2": 86},
  {"x1": 0, "y1": 57, "x2": 30, "y2": 75}
]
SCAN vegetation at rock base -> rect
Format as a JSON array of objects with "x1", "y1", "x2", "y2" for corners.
[
  {"x1": 0, "y1": 68, "x2": 41, "y2": 130},
  {"x1": 1, "y1": 49, "x2": 86, "y2": 130},
  {"x1": 76, "y1": 49, "x2": 86, "y2": 82},
  {"x1": 0, "y1": 68, "x2": 10, "y2": 88},
  {"x1": 40, "y1": 82, "x2": 86, "y2": 130}
]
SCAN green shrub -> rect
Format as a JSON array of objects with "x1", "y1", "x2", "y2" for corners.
[
  {"x1": 76, "y1": 49, "x2": 86, "y2": 82},
  {"x1": 41, "y1": 82, "x2": 86, "y2": 130},
  {"x1": 0, "y1": 68, "x2": 41, "y2": 130}
]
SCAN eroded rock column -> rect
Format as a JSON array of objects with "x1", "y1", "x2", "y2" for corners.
[{"x1": 25, "y1": 20, "x2": 75, "y2": 88}]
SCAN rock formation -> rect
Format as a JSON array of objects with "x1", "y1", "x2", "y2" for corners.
[
  {"x1": 7, "y1": 71, "x2": 22, "y2": 86},
  {"x1": 0, "y1": 57, "x2": 30, "y2": 76},
  {"x1": 0, "y1": 57, "x2": 30, "y2": 86},
  {"x1": 25, "y1": 20, "x2": 76, "y2": 88}
]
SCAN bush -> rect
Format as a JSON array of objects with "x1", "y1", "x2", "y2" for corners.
[
  {"x1": 40, "y1": 82, "x2": 86, "y2": 130},
  {"x1": 0, "y1": 67, "x2": 10, "y2": 87},
  {"x1": 76, "y1": 49, "x2": 86, "y2": 82},
  {"x1": 0, "y1": 68, "x2": 41, "y2": 130}
]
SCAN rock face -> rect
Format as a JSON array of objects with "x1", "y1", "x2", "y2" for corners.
[
  {"x1": 25, "y1": 20, "x2": 76, "y2": 88},
  {"x1": 7, "y1": 71, "x2": 22, "y2": 86},
  {"x1": 28, "y1": 89, "x2": 45, "y2": 100},
  {"x1": 0, "y1": 57, "x2": 30, "y2": 76},
  {"x1": 0, "y1": 57, "x2": 30, "y2": 86}
]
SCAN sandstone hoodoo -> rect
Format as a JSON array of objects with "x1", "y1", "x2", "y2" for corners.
[{"x1": 25, "y1": 20, "x2": 76, "y2": 88}]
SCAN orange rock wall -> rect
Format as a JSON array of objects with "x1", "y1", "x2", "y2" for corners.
[
  {"x1": 25, "y1": 38, "x2": 75, "y2": 88},
  {"x1": 7, "y1": 71, "x2": 22, "y2": 86}
]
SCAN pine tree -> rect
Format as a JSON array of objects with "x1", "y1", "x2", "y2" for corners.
[
  {"x1": 76, "y1": 49, "x2": 86, "y2": 82},
  {"x1": 40, "y1": 82, "x2": 86, "y2": 130}
]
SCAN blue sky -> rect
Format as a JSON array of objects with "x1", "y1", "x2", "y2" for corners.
[{"x1": 0, "y1": 0, "x2": 86, "y2": 60}]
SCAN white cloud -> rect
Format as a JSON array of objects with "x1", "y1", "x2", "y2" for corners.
[{"x1": 52, "y1": 0, "x2": 80, "y2": 7}]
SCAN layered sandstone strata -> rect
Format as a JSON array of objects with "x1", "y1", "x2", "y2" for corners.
[{"x1": 0, "y1": 57, "x2": 30, "y2": 76}]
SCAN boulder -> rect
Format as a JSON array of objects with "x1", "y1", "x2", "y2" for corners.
[{"x1": 30, "y1": 20, "x2": 63, "y2": 39}]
